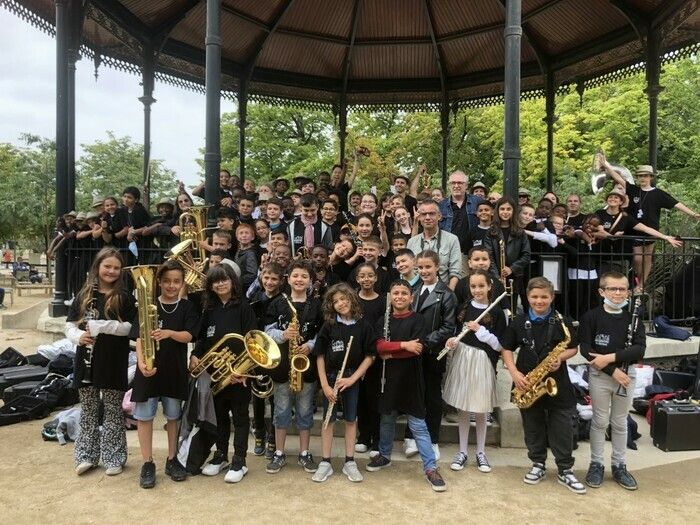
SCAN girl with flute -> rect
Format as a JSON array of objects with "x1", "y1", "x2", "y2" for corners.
[
  {"x1": 312, "y1": 283, "x2": 376, "y2": 483},
  {"x1": 442, "y1": 269, "x2": 507, "y2": 473}
]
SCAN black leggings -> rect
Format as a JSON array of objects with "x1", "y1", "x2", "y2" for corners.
[
  {"x1": 214, "y1": 387, "x2": 251, "y2": 460},
  {"x1": 252, "y1": 394, "x2": 275, "y2": 442}
]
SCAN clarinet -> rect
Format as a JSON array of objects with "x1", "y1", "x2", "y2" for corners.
[
  {"x1": 616, "y1": 297, "x2": 642, "y2": 397},
  {"x1": 380, "y1": 292, "x2": 391, "y2": 394},
  {"x1": 81, "y1": 280, "x2": 100, "y2": 385}
]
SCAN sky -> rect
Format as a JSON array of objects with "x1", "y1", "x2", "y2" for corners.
[{"x1": 0, "y1": 8, "x2": 218, "y2": 186}]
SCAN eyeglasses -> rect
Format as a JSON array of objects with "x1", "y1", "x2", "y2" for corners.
[
  {"x1": 602, "y1": 286, "x2": 628, "y2": 293},
  {"x1": 449, "y1": 181, "x2": 466, "y2": 185}
]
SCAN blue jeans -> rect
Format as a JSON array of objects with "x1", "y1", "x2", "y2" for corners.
[
  {"x1": 133, "y1": 396, "x2": 182, "y2": 421},
  {"x1": 379, "y1": 412, "x2": 436, "y2": 472},
  {"x1": 272, "y1": 380, "x2": 316, "y2": 430}
]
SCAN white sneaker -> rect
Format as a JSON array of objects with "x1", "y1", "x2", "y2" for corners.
[
  {"x1": 432, "y1": 443, "x2": 441, "y2": 461},
  {"x1": 224, "y1": 465, "x2": 248, "y2": 483},
  {"x1": 75, "y1": 462, "x2": 95, "y2": 475},
  {"x1": 342, "y1": 460, "x2": 364, "y2": 482},
  {"x1": 354, "y1": 443, "x2": 369, "y2": 453},
  {"x1": 105, "y1": 465, "x2": 123, "y2": 476},
  {"x1": 202, "y1": 451, "x2": 228, "y2": 476},
  {"x1": 312, "y1": 461, "x2": 334, "y2": 482},
  {"x1": 404, "y1": 438, "x2": 418, "y2": 458}
]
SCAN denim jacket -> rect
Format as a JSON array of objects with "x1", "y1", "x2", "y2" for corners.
[{"x1": 438, "y1": 195, "x2": 483, "y2": 232}]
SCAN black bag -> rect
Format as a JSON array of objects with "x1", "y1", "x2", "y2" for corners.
[
  {"x1": 0, "y1": 347, "x2": 28, "y2": 368},
  {"x1": 48, "y1": 354, "x2": 74, "y2": 377},
  {"x1": 2, "y1": 381, "x2": 41, "y2": 404},
  {"x1": 29, "y1": 374, "x2": 75, "y2": 410},
  {"x1": 0, "y1": 396, "x2": 50, "y2": 426}
]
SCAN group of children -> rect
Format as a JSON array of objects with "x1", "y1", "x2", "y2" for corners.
[{"x1": 65, "y1": 233, "x2": 645, "y2": 495}]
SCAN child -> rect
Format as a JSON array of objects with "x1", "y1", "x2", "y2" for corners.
[
  {"x1": 287, "y1": 194, "x2": 334, "y2": 254},
  {"x1": 393, "y1": 248, "x2": 420, "y2": 288},
  {"x1": 64, "y1": 247, "x2": 136, "y2": 476},
  {"x1": 115, "y1": 186, "x2": 151, "y2": 264},
  {"x1": 404, "y1": 250, "x2": 457, "y2": 460},
  {"x1": 233, "y1": 222, "x2": 259, "y2": 292},
  {"x1": 579, "y1": 272, "x2": 645, "y2": 490},
  {"x1": 131, "y1": 260, "x2": 199, "y2": 488},
  {"x1": 237, "y1": 195, "x2": 255, "y2": 224},
  {"x1": 463, "y1": 201, "x2": 494, "y2": 254},
  {"x1": 312, "y1": 283, "x2": 376, "y2": 483},
  {"x1": 192, "y1": 264, "x2": 257, "y2": 483},
  {"x1": 367, "y1": 280, "x2": 447, "y2": 492},
  {"x1": 350, "y1": 236, "x2": 391, "y2": 293},
  {"x1": 310, "y1": 244, "x2": 340, "y2": 298},
  {"x1": 265, "y1": 197, "x2": 285, "y2": 230},
  {"x1": 264, "y1": 261, "x2": 323, "y2": 474},
  {"x1": 454, "y1": 247, "x2": 506, "y2": 309},
  {"x1": 443, "y1": 270, "x2": 506, "y2": 473},
  {"x1": 500, "y1": 277, "x2": 584, "y2": 494}
]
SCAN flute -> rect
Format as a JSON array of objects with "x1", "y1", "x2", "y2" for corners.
[
  {"x1": 380, "y1": 293, "x2": 391, "y2": 393},
  {"x1": 322, "y1": 335, "x2": 354, "y2": 430},
  {"x1": 436, "y1": 291, "x2": 508, "y2": 361}
]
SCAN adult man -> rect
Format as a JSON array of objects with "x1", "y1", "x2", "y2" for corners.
[
  {"x1": 408, "y1": 199, "x2": 462, "y2": 289},
  {"x1": 438, "y1": 170, "x2": 484, "y2": 262},
  {"x1": 565, "y1": 194, "x2": 587, "y2": 231},
  {"x1": 393, "y1": 175, "x2": 417, "y2": 216}
]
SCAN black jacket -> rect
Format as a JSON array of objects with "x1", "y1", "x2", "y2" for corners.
[
  {"x1": 483, "y1": 228, "x2": 531, "y2": 279},
  {"x1": 412, "y1": 280, "x2": 457, "y2": 373}
]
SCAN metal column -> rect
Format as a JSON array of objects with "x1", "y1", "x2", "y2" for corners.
[
  {"x1": 338, "y1": 98, "x2": 347, "y2": 164},
  {"x1": 440, "y1": 100, "x2": 450, "y2": 192},
  {"x1": 238, "y1": 81, "x2": 248, "y2": 184},
  {"x1": 204, "y1": 0, "x2": 222, "y2": 206},
  {"x1": 544, "y1": 70, "x2": 556, "y2": 192},
  {"x1": 140, "y1": 46, "x2": 156, "y2": 210},
  {"x1": 645, "y1": 28, "x2": 662, "y2": 171},
  {"x1": 502, "y1": 0, "x2": 522, "y2": 200}
]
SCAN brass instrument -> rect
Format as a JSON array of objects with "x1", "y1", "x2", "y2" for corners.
[
  {"x1": 126, "y1": 265, "x2": 160, "y2": 370},
  {"x1": 511, "y1": 312, "x2": 571, "y2": 409},
  {"x1": 283, "y1": 294, "x2": 310, "y2": 394},
  {"x1": 419, "y1": 170, "x2": 434, "y2": 190},
  {"x1": 168, "y1": 205, "x2": 212, "y2": 291},
  {"x1": 591, "y1": 149, "x2": 634, "y2": 194},
  {"x1": 295, "y1": 246, "x2": 311, "y2": 260},
  {"x1": 191, "y1": 330, "x2": 281, "y2": 397},
  {"x1": 499, "y1": 238, "x2": 515, "y2": 319}
]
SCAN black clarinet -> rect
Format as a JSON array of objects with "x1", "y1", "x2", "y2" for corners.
[
  {"x1": 616, "y1": 298, "x2": 642, "y2": 397},
  {"x1": 81, "y1": 280, "x2": 100, "y2": 385}
]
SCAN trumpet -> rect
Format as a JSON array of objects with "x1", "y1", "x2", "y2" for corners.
[
  {"x1": 191, "y1": 330, "x2": 281, "y2": 397},
  {"x1": 499, "y1": 239, "x2": 515, "y2": 319},
  {"x1": 590, "y1": 149, "x2": 634, "y2": 194}
]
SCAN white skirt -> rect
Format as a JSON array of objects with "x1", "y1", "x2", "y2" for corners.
[{"x1": 442, "y1": 343, "x2": 497, "y2": 413}]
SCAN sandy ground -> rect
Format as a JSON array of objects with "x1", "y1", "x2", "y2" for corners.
[{"x1": 2, "y1": 302, "x2": 700, "y2": 524}]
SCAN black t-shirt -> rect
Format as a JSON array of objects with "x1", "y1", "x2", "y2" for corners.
[
  {"x1": 501, "y1": 311, "x2": 579, "y2": 409},
  {"x1": 130, "y1": 298, "x2": 199, "y2": 401},
  {"x1": 314, "y1": 318, "x2": 377, "y2": 375},
  {"x1": 625, "y1": 182, "x2": 678, "y2": 231},
  {"x1": 359, "y1": 294, "x2": 387, "y2": 326},
  {"x1": 565, "y1": 213, "x2": 588, "y2": 231},
  {"x1": 349, "y1": 265, "x2": 391, "y2": 294},
  {"x1": 594, "y1": 208, "x2": 638, "y2": 256},
  {"x1": 67, "y1": 290, "x2": 137, "y2": 390},
  {"x1": 456, "y1": 302, "x2": 507, "y2": 368},
  {"x1": 463, "y1": 225, "x2": 490, "y2": 255}
]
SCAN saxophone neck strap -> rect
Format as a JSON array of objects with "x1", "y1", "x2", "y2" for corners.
[{"x1": 524, "y1": 315, "x2": 558, "y2": 358}]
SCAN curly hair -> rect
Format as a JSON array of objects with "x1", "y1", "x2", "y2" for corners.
[{"x1": 321, "y1": 283, "x2": 363, "y2": 324}]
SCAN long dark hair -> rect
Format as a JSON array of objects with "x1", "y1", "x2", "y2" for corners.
[
  {"x1": 77, "y1": 247, "x2": 125, "y2": 323},
  {"x1": 489, "y1": 196, "x2": 523, "y2": 237},
  {"x1": 202, "y1": 263, "x2": 242, "y2": 310},
  {"x1": 457, "y1": 269, "x2": 494, "y2": 325}
]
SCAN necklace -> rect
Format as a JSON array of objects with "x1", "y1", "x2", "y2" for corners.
[{"x1": 159, "y1": 297, "x2": 180, "y2": 314}]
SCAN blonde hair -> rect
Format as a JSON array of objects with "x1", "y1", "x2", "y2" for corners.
[{"x1": 77, "y1": 247, "x2": 125, "y2": 323}]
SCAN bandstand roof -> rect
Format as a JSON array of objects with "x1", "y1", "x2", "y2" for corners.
[{"x1": 4, "y1": 0, "x2": 699, "y2": 109}]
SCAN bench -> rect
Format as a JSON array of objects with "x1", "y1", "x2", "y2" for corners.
[{"x1": 15, "y1": 283, "x2": 54, "y2": 297}]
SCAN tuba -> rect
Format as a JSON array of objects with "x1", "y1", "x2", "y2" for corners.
[
  {"x1": 590, "y1": 150, "x2": 634, "y2": 194},
  {"x1": 126, "y1": 265, "x2": 160, "y2": 370},
  {"x1": 191, "y1": 330, "x2": 281, "y2": 397},
  {"x1": 283, "y1": 295, "x2": 310, "y2": 394},
  {"x1": 511, "y1": 312, "x2": 571, "y2": 409}
]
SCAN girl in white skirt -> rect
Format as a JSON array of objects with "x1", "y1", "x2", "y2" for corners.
[{"x1": 443, "y1": 269, "x2": 506, "y2": 473}]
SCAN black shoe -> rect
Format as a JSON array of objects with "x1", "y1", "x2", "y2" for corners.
[
  {"x1": 612, "y1": 464, "x2": 638, "y2": 491},
  {"x1": 365, "y1": 455, "x2": 392, "y2": 472},
  {"x1": 425, "y1": 469, "x2": 447, "y2": 492},
  {"x1": 165, "y1": 457, "x2": 187, "y2": 482},
  {"x1": 265, "y1": 441, "x2": 276, "y2": 460},
  {"x1": 139, "y1": 461, "x2": 156, "y2": 489},
  {"x1": 253, "y1": 437, "x2": 265, "y2": 456},
  {"x1": 585, "y1": 462, "x2": 604, "y2": 488}
]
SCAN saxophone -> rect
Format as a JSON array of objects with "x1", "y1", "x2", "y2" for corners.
[
  {"x1": 283, "y1": 294, "x2": 310, "y2": 393},
  {"x1": 511, "y1": 312, "x2": 571, "y2": 409},
  {"x1": 127, "y1": 265, "x2": 160, "y2": 370}
]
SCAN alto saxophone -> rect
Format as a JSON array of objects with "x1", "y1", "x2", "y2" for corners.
[
  {"x1": 512, "y1": 312, "x2": 571, "y2": 409},
  {"x1": 284, "y1": 295, "x2": 310, "y2": 394}
]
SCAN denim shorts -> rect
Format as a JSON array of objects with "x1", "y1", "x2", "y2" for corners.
[
  {"x1": 322, "y1": 379, "x2": 360, "y2": 423},
  {"x1": 273, "y1": 381, "x2": 317, "y2": 430},
  {"x1": 133, "y1": 396, "x2": 182, "y2": 421}
]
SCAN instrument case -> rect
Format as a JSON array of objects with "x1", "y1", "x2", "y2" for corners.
[
  {"x1": 652, "y1": 400, "x2": 700, "y2": 451},
  {"x1": 0, "y1": 366, "x2": 49, "y2": 391},
  {"x1": 2, "y1": 381, "x2": 42, "y2": 404}
]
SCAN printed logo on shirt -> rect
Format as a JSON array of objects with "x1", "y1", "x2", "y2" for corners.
[
  {"x1": 603, "y1": 221, "x2": 612, "y2": 230},
  {"x1": 207, "y1": 325, "x2": 215, "y2": 338},
  {"x1": 594, "y1": 334, "x2": 610, "y2": 347},
  {"x1": 158, "y1": 319, "x2": 163, "y2": 329},
  {"x1": 637, "y1": 210, "x2": 643, "y2": 219},
  {"x1": 331, "y1": 340, "x2": 345, "y2": 353},
  {"x1": 473, "y1": 239, "x2": 483, "y2": 247},
  {"x1": 294, "y1": 235, "x2": 303, "y2": 245},
  {"x1": 633, "y1": 196, "x2": 640, "y2": 203}
]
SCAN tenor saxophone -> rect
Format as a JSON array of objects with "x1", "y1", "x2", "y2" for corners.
[
  {"x1": 511, "y1": 312, "x2": 571, "y2": 409},
  {"x1": 284, "y1": 295, "x2": 310, "y2": 394}
]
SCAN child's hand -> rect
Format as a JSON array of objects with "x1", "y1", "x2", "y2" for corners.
[
  {"x1": 79, "y1": 331, "x2": 95, "y2": 346},
  {"x1": 188, "y1": 355, "x2": 200, "y2": 372},
  {"x1": 334, "y1": 376, "x2": 355, "y2": 392},
  {"x1": 401, "y1": 339, "x2": 423, "y2": 355},
  {"x1": 511, "y1": 370, "x2": 529, "y2": 392},
  {"x1": 322, "y1": 383, "x2": 336, "y2": 403},
  {"x1": 151, "y1": 328, "x2": 171, "y2": 342},
  {"x1": 612, "y1": 368, "x2": 631, "y2": 388},
  {"x1": 466, "y1": 321, "x2": 481, "y2": 332},
  {"x1": 138, "y1": 361, "x2": 157, "y2": 377},
  {"x1": 548, "y1": 356, "x2": 562, "y2": 372},
  {"x1": 283, "y1": 326, "x2": 299, "y2": 342},
  {"x1": 588, "y1": 352, "x2": 614, "y2": 370},
  {"x1": 298, "y1": 343, "x2": 311, "y2": 356},
  {"x1": 445, "y1": 337, "x2": 458, "y2": 350}
]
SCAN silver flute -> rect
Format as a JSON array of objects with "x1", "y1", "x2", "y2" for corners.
[{"x1": 380, "y1": 292, "x2": 391, "y2": 393}]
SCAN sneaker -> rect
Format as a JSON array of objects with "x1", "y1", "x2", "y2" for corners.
[
  {"x1": 404, "y1": 438, "x2": 418, "y2": 458},
  {"x1": 523, "y1": 463, "x2": 546, "y2": 484},
  {"x1": 165, "y1": 457, "x2": 187, "y2": 482},
  {"x1": 469, "y1": 413, "x2": 476, "y2": 423},
  {"x1": 202, "y1": 450, "x2": 229, "y2": 476},
  {"x1": 476, "y1": 452, "x2": 492, "y2": 473},
  {"x1": 585, "y1": 462, "x2": 605, "y2": 488},
  {"x1": 266, "y1": 452, "x2": 286, "y2": 474},
  {"x1": 224, "y1": 456, "x2": 248, "y2": 483},
  {"x1": 139, "y1": 461, "x2": 156, "y2": 488},
  {"x1": 432, "y1": 443, "x2": 441, "y2": 461},
  {"x1": 105, "y1": 465, "x2": 123, "y2": 476},
  {"x1": 75, "y1": 461, "x2": 95, "y2": 476},
  {"x1": 366, "y1": 455, "x2": 392, "y2": 472},
  {"x1": 253, "y1": 437, "x2": 265, "y2": 456},
  {"x1": 355, "y1": 443, "x2": 369, "y2": 453},
  {"x1": 557, "y1": 469, "x2": 586, "y2": 494},
  {"x1": 312, "y1": 460, "x2": 334, "y2": 482},
  {"x1": 425, "y1": 469, "x2": 447, "y2": 492},
  {"x1": 368, "y1": 450, "x2": 380, "y2": 459},
  {"x1": 298, "y1": 452, "x2": 318, "y2": 473},
  {"x1": 612, "y1": 464, "x2": 638, "y2": 491},
  {"x1": 342, "y1": 460, "x2": 364, "y2": 482},
  {"x1": 450, "y1": 452, "x2": 468, "y2": 471},
  {"x1": 265, "y1": 441, "x2": 276, "y2": 460},
  {"x1": 487, "y1": 412, "x2": 495, "y2": 426}
]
